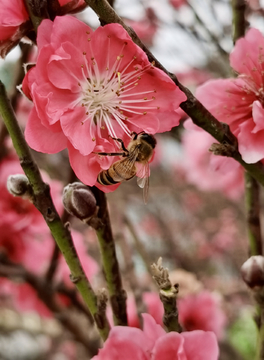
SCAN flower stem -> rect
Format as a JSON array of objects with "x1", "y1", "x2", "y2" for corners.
[
  {"x1": 0, "y1": 81, "x2": 110, "y2": 341},
  {"x1": 245, "y1": 173, "x2": 262, "y2": 256},
  {"x1": 85, "y1": 0, "x2": 264, "y2": 188},
  {"x1": 91, "y1": 187, "x2": 128, "y2": 326}
]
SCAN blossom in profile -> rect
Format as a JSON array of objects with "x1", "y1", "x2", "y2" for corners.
[
  {"x1": 92, "y1": 313, "x2": 219, "y2": 360},
  {"x1": 181, "y1": 120, "x2": 244, "y2": 199},
  {"x1": 22, "y1": 16, "x2": 186, "y2": 187},
  {"x1": 196, "y1": 28, "x2": 264, "y2": 164},
  {"x1": 178, "y1": 291, "x2": 227, "y2": 339}
]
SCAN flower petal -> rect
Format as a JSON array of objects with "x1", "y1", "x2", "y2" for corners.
[
  {"x1": 25, "y1": 107, "x2": 67, "y2": 153},
  {"x1": 230, "y1": 28, "x2": 264, "y2": 87},
  {"x1": 252, "y1": 100, "x2": 264, "y2": 133},
  {"x1": 237, "y1": 120, "x2": 264, "y2": 163},
  {"x1": 182, "y1": 331, "x2": 219, "y2": 360}
]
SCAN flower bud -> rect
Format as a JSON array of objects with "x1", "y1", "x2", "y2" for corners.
[
  {"x1": 7, "y1": 174, "x2": 31, "y2": 198},
  {"x1": 63, "y1": 182, "x2": 97, "y2": 221},
  {"x1": 241, "y1": 256, "x2": 264, "y2": 288}
]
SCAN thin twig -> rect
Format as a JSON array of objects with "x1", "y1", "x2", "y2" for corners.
[{"x1": 151, "y1": 258, "x2": 181, "y2": 333}]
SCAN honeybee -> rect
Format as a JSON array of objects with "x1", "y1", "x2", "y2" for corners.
[{"x1": 95, "y1": 132, "x2": 157, "y2": 203}]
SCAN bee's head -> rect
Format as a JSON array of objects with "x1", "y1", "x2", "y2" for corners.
[{"x1": 138, "y1": 133, "x2": 157, "y2": 149}]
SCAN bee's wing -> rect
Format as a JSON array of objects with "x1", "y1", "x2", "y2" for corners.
[
  {"x1": 113, "y1": 147, "x2": 140, "y2": 177},
  {"x1": 136, "y1": 162, "x2": 150, "y2": 204}
]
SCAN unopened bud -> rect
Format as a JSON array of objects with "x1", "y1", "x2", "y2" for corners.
[
  {"x1": 7, "y1": 174, "x2": 31, "y2": 198},
  {"x1": 63, "y1": 182, "x2": 97, "y2": 221},
  {"x1": 241, "y1": 256, "x2": 264, "y2": 288}
]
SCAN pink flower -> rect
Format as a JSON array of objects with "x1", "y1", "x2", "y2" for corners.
[
  {"x1": 0, "y1": 0, "x2": 29, "y2": 42},
  {"x1": 22, "y1": 16, "x2": 186, "y2": 188},
  {"x1": 181, "y1": 120, "x2": 244, "y2": 199},
  {"x1": 196, "y1": 28, "x2": 264, "y2": 164},
  {"x1": 92, "y1": 313, "x2": 219, "y2": 360},
  {"x1": 169, "y1": 0, "x2": 187, "y2": 9},
  {"x1": 178, "y1": 291, "x2": 226, "y2": 339},
  {"x1": 0, "y1": 278, "x2": 52, "y2": 317}
]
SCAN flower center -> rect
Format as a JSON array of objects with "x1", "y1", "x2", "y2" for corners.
[{"x1": 77, "y1": 37, "x2": 159, "y2": 143}]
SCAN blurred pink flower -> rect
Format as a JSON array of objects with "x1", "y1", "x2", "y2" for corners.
[
  {"x1": 0, "y1": 158, "x2": 96, "y2": 279},
  {"x1": 0, "y1": 278, "x2": 52, "y2": 317},
  {"x1": 126, "y1": 292, "x2": 163, "y2": 328},
  {"x1": 93, "y1": 313, "x2": 219, "y2": 360},
  {"x1": 181, "y1": 120, "x2": 244, "y2": 199},
  {"x1": 22, "y1": 16, "x2": 186, "y2": 188},
  {"x1": 0, "y1": 158, "x2": 48, "y2": 263},
  {"x1": 0, "y1": 0, "x2": 28, "y2": 42},
  {"x1": 169, "y1": 0, "x2": 187, "y2": 9},
  {"x1": 196, "y1": 28, "x2": 264, "y2": 164},
  {"x1": 178, "y1": 291, "x2": 226, "y2": 339},
  {"x1": 124, "y1": 8, "x2": 158, "y2": 47}
]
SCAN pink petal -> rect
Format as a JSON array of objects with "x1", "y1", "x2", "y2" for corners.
[
  {"x1": 36, "y1": 19, "x2": 53, "y2": 50},
  {"x1": 152, "y1": 332, "x2": 186, "y2": 360},
  {"x1": 252, "y1": 100, "x2": 264, "y2": 133},
  {"x1": 90, "y1": 23, "x2": 149, "y2": 74},
  {"x1": 237, "y1": 120, "x2": 264, "y2": 163},
  {"x1": 182, "y1": 331, "x2": 219, "y2": 360},
  {"x1": 51, "y1": 16, "x2": 92, "y2": 51},
  {"x1": 47, "y1": 42, "x2": 84, "y2": 92},
  {"x1": 142, "y1": 313, "x2": 166, "y2": 347},
  {"x1": 230, "y1": 28, "x2": 264, "y2": 87},
  {"x1": 25, "y1": 107, "x2": 67, "y2": 153},
  {"x1": 196, "y1": 78, "x2": 253, "y2": 126},
  {"x1": 60, "y1": 107, "x2": 96, "y2": 155},
  {"x1": 93, "y1": 326, "x2": 150, "y2": 360},
  {"x1": 127, "y1": 114, "x2": 160, "y2": 134},
  {"x1": 68, "y1": 144, "x2": 101, "y2": 186}
]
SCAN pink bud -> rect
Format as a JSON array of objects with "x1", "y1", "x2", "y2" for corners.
[{"x1": 241, "y1": 256, "x2": 264, "y2": 288}]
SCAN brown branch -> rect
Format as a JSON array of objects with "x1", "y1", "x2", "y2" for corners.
[{"x1": 91, "y1": 187, "x2": 128, "y2": 326}]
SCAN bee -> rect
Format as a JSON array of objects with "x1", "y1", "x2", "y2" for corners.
[{"x1": 95, "y1": 132, "x2": 157, "y2": 203}]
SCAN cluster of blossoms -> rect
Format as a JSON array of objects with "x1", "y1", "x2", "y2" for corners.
[{"x1": 22, "y1": 15, "x2": 186, "y2": 190}]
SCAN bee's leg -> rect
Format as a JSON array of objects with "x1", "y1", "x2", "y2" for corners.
[
  {"x1": 93, "y1": 151, "x2": 127, "y2": 157},
  {"x1": 110, "y1": 137, "x2": 128, "y2": 153}
]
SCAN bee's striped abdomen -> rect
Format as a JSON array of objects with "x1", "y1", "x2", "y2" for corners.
[{"x1": 97, "y1": 169, "x2": 120, "y2": 185}]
